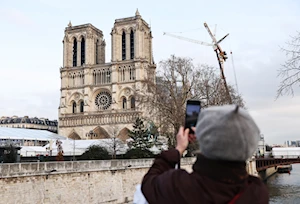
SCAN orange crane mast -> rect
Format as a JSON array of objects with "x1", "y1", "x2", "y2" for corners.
[{"x1": 164, "y1": 22, "x2": 232, "y2": 104}]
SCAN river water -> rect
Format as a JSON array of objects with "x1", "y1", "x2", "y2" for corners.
[{"x1": 267, "y1": 164, "x2": 300, "y2": 203}]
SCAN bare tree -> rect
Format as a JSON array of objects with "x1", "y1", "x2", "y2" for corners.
[
  {"x1": 106, "y1": 126, "x2": 125, "y2": 159},
  {"x1": 194, "y1": 65, "x2": 245, "y2": 108},
  {"x1": 138, "y1": 55, "x2": 244, "y2": 147},
  {"x1": 277, "y1": 32, "x2": 300, "y2": 98}
]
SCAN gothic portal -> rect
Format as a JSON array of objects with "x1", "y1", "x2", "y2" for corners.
[{"x1": 58, "y1": 10, "x2": 156, "y2": 140}]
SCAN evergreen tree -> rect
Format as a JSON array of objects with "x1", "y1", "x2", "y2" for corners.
[
  {"x1": 129, "y1": 117, "x2": 153, "y2": 150},
  {"x1": 147, "y1": 121, "x2": 159, "y2": 141}
]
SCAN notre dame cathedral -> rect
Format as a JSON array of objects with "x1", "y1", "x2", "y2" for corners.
[{"x1": 58, "y1": 10, "x2": 156, "y2": 140}]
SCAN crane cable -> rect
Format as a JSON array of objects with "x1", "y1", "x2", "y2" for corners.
[
  {"x1": 230, "y1": 51, "x2": 239, "y2": 94},
  {"x1": 228, "y1": 35, "x2": 239, "y2": 94}
]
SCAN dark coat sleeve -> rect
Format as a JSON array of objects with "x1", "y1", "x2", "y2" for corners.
[{"x1": 141, "y1": 149, "x2": 192, "y2": 204}]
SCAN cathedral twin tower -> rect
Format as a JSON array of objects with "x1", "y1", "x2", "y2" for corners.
[{"x1": 58, "y1": 10, "x2": 156, "y2": 140}]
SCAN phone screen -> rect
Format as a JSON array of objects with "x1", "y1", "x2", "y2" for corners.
[{"x1": 185, "y1": 100, "x2": 201, "y2": 133}]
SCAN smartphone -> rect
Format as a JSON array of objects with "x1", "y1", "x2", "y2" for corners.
[{"x1": 185, "y1": 100, "x2": 201, "y2": 134}]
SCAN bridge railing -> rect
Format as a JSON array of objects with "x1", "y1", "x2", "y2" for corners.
[
  {"x1": 256, "y1": 157, "x2": 300, "y2": 172},
  {"x1": 272, "y1": 155, "x2": 300, "y2": 159}
]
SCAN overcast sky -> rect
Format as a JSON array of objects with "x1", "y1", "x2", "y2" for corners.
[{"x1": 0, "y1": 0, "x2": 299, "y2": 144}]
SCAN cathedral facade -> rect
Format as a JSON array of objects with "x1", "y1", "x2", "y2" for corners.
[{"x1": 58, "y1": 10, "x2": 156, "y2": 140}]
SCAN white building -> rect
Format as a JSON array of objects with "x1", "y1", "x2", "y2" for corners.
[
  {"x1": 44, "y1": 139, "x2": 128, "y2": 157},
  {"x1": 272, "y1": 147, "x2": 300, "y2": 158},
  {"x1": 0, "y1": 127, "x2": 67, "y2": 147}
]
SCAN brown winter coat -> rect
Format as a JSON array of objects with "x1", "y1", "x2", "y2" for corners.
[{"x1": 142, "y1": 149, "x2": 269, "y2": 204}]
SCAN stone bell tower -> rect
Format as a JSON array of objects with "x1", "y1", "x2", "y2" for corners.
[
  {"x1": 62, "y1": 22, "x2": 106, "y2": 68},
  {"x1": 111, "y1": 9, "x2": 154, "y2": 64}
]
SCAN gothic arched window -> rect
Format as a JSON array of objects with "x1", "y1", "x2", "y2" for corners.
[
  {"x1": 95, "y1": 39, "x2": 99, "y2": 64},
  {"x1": 129, "y1": 66, "x2": 135, "y2": 81},
  {"x1": 72, "y1": 74, "x2": 76, "y2": 87},
  {"x1": 130, "y1": 30, "x2": 134, "y2": 59},
  {"x1": 107, "y1": 69, "x2": 111, "y2": 83},
  {"x1": 80, "y1": 101, "x2": 84, "y2": 113},
  {"x1": 131, "y1": 97, "x2": 135, "y2": 109},
  {"x1": 122, "y1": 68, "x2": 125, "y2": 81},
  {"x1": 122, "y1": 31, "x2": 126, "y2": 60},
  {"x1": 72, "y1": 102, "x2": 77, "y2": 113},
  {"x1": 93, "y1": 71, "x2": 97, "y2": 85},
  {"x1": 81, "y1": 72, "x2": 84, "y2": 85},
  {"x1": 122, "y1": 98, "x2": 127, "y2": 109},
  {"x1": 73, "y1": 38, "x2": 77, "y2": 67},
  {"x1": 81, "y1": 37, "x2": 85, "y2": 65}
]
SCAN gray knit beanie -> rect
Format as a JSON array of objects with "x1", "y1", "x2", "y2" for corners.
[{"x1": 195, "y1": 105, "x2": 260, "y2": 161}]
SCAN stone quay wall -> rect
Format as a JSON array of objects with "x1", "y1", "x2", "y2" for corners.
[
  {"x1": 258, "y1": 166, "x2": 278, "y2": 181},
  {"x1": 0, "y1": 158, "x2": 195, "y2": 204}
]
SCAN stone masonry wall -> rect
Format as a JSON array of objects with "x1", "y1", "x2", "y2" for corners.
[
  {"x1": 0, "y1": 158, "x2": 258, "y2": 204},
  {"x1": 0, "y1": 158, "x2": 195, "y2": 204}
]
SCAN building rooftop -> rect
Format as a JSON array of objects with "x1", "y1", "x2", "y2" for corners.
[
  {"x1": 0, "y1": 127, "x2": 67, "y2": 141},
  {"x1": 65, "y1": 23, "x2": 103, "y2": 36},
  {"x1": 0, "y1": 116, "x2": 58, "y2": 126}
]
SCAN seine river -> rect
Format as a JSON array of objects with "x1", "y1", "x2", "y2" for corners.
[{"x1": 267, "y1": 164, "x2": 300, "y2": 203}]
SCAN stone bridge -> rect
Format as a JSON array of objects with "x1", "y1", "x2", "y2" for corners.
[{"x1": 256, "y1": 157, "x2": 300, "y2": 171}]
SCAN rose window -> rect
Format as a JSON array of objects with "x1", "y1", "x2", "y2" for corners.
[{"x1": 95, "y1": 91, "x2": 112, "y2": 110}]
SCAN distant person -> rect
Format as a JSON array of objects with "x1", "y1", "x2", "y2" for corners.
[{"x1": 141, "y1": 105, "x2": 269, "y2": 204}]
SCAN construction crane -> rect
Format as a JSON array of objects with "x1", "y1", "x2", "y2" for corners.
[
  {"x1": 163, "y1": 23, "x2": 232, "y2": 104},
  {"x1": 203, "y1": 23, "x2": 232, "y2": 104},
  {"x1": 163, "y1": 32, "x2": 213, "y2": 47}
]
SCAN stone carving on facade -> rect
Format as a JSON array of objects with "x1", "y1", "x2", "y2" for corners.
[
  {"x1": 110, "y1": 28, "x2": 116, "y2": 35},
  {"x1": 70, "y1": 35, "x2": 76, "y2": 41},
  {"x1": 126, "y1": 27, "x2": 132, "y2": 34},
  {"x1": 87, "y1": 28, "x2": 93, "y2": 39},
  {"x1": 77, "y1": 36, "x2": 82, "y2": 42},
  {"x1": 84, "y1": 68, "x2": 90, "y2": 75},
  {"x1": 75, "y1": 93, "x2": 80, "y2": 100},
  {"x1": 127, "y1": 26, "x2": 136, "y2": 32},
  {"x1": 136, "y1": 83, "x2": 141, "y2": 90},
  {"x1": 124, "y1": 88, "x2": 131, "y2": 96},
  {"x1": 117, "y1": 28, "x2": 122, "y2": 34},
  {"x1": 63, "y1": 34, "x2": 70, "y2": 43},
  {"x1": 131, "y1": 84, "x2": 136, "y2": 89}
]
